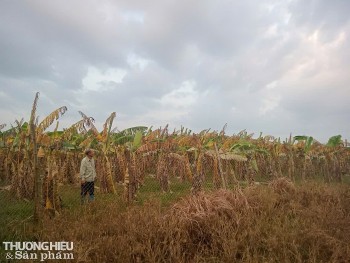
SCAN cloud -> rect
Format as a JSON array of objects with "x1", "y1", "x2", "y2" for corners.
[
  {"x1": 0, "y1": 0, "x2": 349, "y2": 142},
  {"x1": 160, "y1": 80, "x2": 198, "y2": 109},
  {"x1": 259, "y1": 81, "x2": 281, "y2": 116},
  {"x1": 82, "y1": 66, "x2": 127, "y2": 92}
]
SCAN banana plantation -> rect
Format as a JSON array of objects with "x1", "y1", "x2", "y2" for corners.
[{"x1": 0, "y1": 92, "x2": 349, "y2": 215}]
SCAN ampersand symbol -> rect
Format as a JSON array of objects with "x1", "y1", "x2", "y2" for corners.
[{"x1": 6, "y1": 252, "x2": 14, "y2": 259}]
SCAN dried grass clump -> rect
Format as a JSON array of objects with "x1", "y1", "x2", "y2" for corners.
[
  {"x1": 268, "y1": 177, "x2": 296, "y2": 195},
  {"x1": 170, "y1": 189, "x2": 250, "y2": 221}
]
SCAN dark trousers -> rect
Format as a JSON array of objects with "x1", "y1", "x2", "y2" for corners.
[{"x1": 81, "y1": 182, "x2": 94, "y2": 203}]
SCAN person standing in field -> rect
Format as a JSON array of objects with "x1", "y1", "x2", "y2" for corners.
[{"x1": 80, "y1": 149, "x2": 97, "y2": 204}]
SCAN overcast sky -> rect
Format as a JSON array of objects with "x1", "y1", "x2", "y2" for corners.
[{"x1": 0, "y1": 0, "x2": 349, "y2": 142}]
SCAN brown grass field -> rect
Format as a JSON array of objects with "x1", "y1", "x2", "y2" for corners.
[{"x1": 2, "y1": 176, "x2": 350, "y2": 263}]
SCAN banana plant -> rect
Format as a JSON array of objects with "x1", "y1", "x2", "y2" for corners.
[
  {"x1": 294, "y1": 135, "x2": 314, "y2": 153},
  {"x1": 326, "y1": 135, "x2": 343, "y2": 147},
  {"x1": 112, "y1": 126, "x2": 148, "y2": 147}
]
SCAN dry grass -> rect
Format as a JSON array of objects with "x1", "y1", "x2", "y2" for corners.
[{"x1": 42, "y1": 180, "x2": 350, "y2": 263}]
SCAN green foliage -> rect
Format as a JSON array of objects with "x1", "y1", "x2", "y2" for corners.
[
  {"x1": 113, "y1": 134, "x2": 134, "y2": 145},
  {"x1": 326, "y1": 135, "x2": 342, "y2": 147},
  {"x1": 230, "y1": 140, "x2": 269, "y2": 156},
  {"x1": 294, "y1": 135, "x2": 314, "y2": 152},
  {"x1": 133, "y1": 130, "x2": 143, "y2": 149},
  {"x1": 118, "y1": 126, "x2": 148, "y2": 136}
]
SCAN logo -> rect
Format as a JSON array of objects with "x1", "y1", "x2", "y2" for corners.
[{"x1": 2, "y1": 242, "x2": 74, "y2": 261}]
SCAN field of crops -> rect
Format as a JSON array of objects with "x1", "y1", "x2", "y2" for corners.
[{"x1": 1, "y1": 92, "x2": 350, "y2": 262}]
